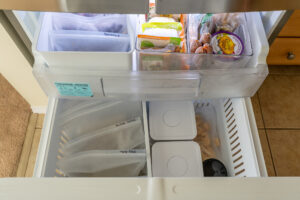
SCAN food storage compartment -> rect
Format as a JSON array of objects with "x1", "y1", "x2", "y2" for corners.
[
  {"x1": 136, "y1": 12, "x2": 268, "y2": 71},
  {"x1": 33, "y1": 13, "x2": 137, "y2": 70},
  {"x1": 40, "y1": 99, "x2": 152, "y2": 177},
  {"x1": 147, "y1": 98, "x2": 260, "y2": 177}
]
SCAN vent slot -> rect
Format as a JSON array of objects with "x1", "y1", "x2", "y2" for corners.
[{"x1": 224, "y1": 98, "x2": 247, "y2": 177}]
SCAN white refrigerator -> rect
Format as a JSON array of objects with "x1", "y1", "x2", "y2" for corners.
[{"x1": 1, "y1": 1, "x2": 300, "y2": 199}]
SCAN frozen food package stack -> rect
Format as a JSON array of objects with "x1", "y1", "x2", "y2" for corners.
[
  {"x1": 149, "y1": 101, "x2": 204, "y2": 177},
  {"x1": 137, "y1": 2, "x2": 187, "y2": 53},
  {"x1": 188, "y1": 13, "x2": 251, "y2": 56},
  {"x1": 49, "y1": 13, "x2": 131, "y2": 52},
  {"x1": 56, "y1": 101, "x2": 146, "y2": 177},
  {"x1": 61, "y1": 118, "x2": 145, "y2": 156}
]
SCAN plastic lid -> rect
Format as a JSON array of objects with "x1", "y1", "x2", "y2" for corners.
[
  {"x1": 152, "y1": 141, "x2": 203, "y2": 177},
  {"x1": 149, "y1": 101, "x2": 197, "y2": 140}
]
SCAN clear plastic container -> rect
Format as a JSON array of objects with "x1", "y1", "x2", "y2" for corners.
[
  {"x1": 33, "y1": 13, "x2": 137, "y2": 69},
  {"x1": 151, "y1": 141, "x2": 203, "y2": 177},
  {"x1": 149, "y1": 101, "x2": 197, "y2": 140},
  {"x1": 136, "y1": 13, "x2": 257, "y2": 71},
  {"x1": 61, "y1": 118, "x2": 145, "y2": 156},
  {"x1": 33, "y1": 12, "x2": 268, "y2": 100},
  {"x1": 57, "y1": 150, "x2": 146, "y2": 177}
]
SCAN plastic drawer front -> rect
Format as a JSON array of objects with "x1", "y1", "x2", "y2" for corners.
[{"x1": 34, "y1": 64, "x2": 268, "y2": 100}]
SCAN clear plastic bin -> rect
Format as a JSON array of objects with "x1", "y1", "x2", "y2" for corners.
[
  {"x1": 136, "y1": 13, "x2": 260, "y2": 71},
  {"x1": 33, "y1": 13, "x2": 137, "y2": 70},
  {"x1": 33, "y1": 12, "x2": 268, "y2": 100}
]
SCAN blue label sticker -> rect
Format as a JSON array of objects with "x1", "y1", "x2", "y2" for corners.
[{"x1": 55, "y1": 82, "x2": 93, "y2": 97}]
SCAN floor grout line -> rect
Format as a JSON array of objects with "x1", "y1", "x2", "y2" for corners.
[
  {"x1": 256, "y1": 92, "x2": 266, "y2": 129},
  {"x1": 256, "y1": 92, "x2": 277, "y2": 176}
]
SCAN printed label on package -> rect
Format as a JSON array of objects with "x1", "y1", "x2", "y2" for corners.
[{"x1": 55, "y1": 82, "x2": 93, "y2": 97}]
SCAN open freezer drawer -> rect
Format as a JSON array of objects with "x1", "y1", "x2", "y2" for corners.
[
  {"x1": 7, "y1": 98, "x2": 298, "y2": 199},
  {"x1": 33, "y1": 12, "x2": 268, "y2": 100},
  {"x1": 34, "y1": 97, "x2": 267, "y2": 178}
]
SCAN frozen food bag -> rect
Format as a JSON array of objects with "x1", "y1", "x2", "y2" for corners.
[
  {"x1": 137, "y1": 35, "x2": 182, "y2": 51},
  {"x1": 52, "y1": 13, "x2": 128, "y2": 33},
  {"x1": 57, "y1": 150, "x2": 146, "y2": 177},
  {"x1": 61, "y1": 101, "x2": 142, "y2": 140},
  {"x1": 61, "y1": 118, "x2": 145, "y2": 156},
  {"x1": 49, "y1": 30, "x2": 130, "y2": 52}
]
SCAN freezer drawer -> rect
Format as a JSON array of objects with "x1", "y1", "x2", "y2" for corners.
[
  {"x1": 34, "y1": 97, "x2": 267, "y2": 178},
  {"x1": 33, "y1": 12, "x2": 268, "y2": 99}
]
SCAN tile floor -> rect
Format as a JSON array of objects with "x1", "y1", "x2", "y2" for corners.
[{"x1": 251, "y1": 65, "x2": 300, "y2": 176}]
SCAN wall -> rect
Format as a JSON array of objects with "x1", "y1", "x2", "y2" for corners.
[{"x1": 0, "y1": 20, "x2": 48, "y2": 111}]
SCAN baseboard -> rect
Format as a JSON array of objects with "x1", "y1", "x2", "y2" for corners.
[{"x1": 31, "y1": 106, "x2": 47, "y2": 114}]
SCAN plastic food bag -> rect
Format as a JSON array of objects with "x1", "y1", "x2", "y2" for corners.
[
  {"x1": 52, "y1": 13, "x2": 128, "y2": 34},
  {"x1": 137, "y1": 3, "x2": 187, "y2": 53},
  {"x1": 194, "y1": 101, "x2": 221, "y2": 161},
  {"x1": 57, "y1": 150, "x2": 146, "y2": 177},
  {"x1": 137, "y1": 35, "x2": 182, "y2": 52},
  {"x1": 61, "y1": 101, "x2": 142, "y2": 140},
  {"x1": 61, "y1": 118, "x2": 145, "y2": 156},
  {"x1": 213, "y1": 13, "x2": 241, "y2": 33},
  {"x1": 49, "y1": 30, "x2": 130, "y2": 52}
]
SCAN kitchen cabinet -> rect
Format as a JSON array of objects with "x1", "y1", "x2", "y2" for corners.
[{"x1": 268, "y1": 10, "x2": 300, "y2": 65}]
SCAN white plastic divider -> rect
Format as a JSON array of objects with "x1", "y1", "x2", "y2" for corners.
[{"x1": 143, "y1": 102, "x2": 152, "y2": 177}]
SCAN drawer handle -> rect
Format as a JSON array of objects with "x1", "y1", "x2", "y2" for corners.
[{"x1": 287, "y1": 52, "x2": 295, "y2": 60}]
